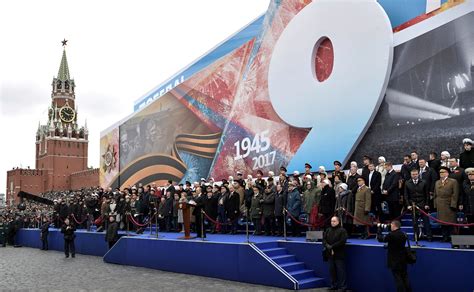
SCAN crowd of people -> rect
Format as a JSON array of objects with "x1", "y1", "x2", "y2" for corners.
[{"x1": 1, "y1": 138, "x2": 474, "y2": 246}]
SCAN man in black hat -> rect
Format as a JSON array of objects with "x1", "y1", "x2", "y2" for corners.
[
  {"x1": 304, "y1": 163, "x2": 312, "y2": 176},
  {"x1": 279, "y1": 167, "x2": 289, "y2": 194},
  {"x1": 331, "y1": 161, "x2": 346, "y2": 185}
]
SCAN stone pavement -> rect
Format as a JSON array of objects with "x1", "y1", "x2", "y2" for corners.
[{"x1": 0, "y1": 246, "x2": 327, "y2": 291}]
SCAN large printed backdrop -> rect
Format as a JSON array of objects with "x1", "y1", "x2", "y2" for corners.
[{"x1": 101, "y1": 0, "x2": 472, "y2": 189}]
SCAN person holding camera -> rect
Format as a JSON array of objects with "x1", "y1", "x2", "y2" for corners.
[
  {"x1": 377, "y1": 220, "x2": 412, "y2": 292},
  {"x1": 323, "y1": 216, "x2": 348, "y2": 291},
  {"x1": 61, "y1": 218, "x2": 76, "y2": 258}
]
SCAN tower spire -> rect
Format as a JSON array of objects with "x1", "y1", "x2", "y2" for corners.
[{"x1": 57, "y1": 48, "x2": 71, "y2": 81}]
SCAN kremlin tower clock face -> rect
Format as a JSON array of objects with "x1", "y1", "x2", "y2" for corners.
[{"x1": 60, "y1": 106, "x2": 75, "y2": 123}]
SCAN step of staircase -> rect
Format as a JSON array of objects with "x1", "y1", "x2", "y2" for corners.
[
  {"x1": 401, "y1": 226, "x2": 414, "y2": 232},
  {"x1": 270, "y1": 254, "x2": 297, "y2": 265},
  {"x1": 280, "y1": 261, "x2": 306, "y2": 272},
  {"x1": 261, "y1": 247, "x2": 288, "y2": 257},
  {"x1": 298, "y1": 277, "x2": 326, "y2": 289},
  {"x1": 255, "y1": 242, "x2": 326, "y2": 289},
  {"x1": 256, "y1": 242, "x2": 279, "y2": 249},
  {"x1": 289, "y1": 269, "x2": 316, "y2": 280}
]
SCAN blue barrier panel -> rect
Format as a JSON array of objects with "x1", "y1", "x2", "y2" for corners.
[
  {"x1": 104, "y1": 237, "x2": 295, "y2": 289},
  {"x1": 279, "y1": 241, "x2": 474, "y2": 292},
  {"x1": 17, "y1": 229, "x2": 109, "y2": 257}
]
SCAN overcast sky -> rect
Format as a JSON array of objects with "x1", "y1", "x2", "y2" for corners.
[{"x1": 0, "y1": 0, "x2": 269, "y2": 194}]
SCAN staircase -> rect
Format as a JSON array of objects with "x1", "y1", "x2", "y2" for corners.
[
  {"x1": 254, "y1": 242, "x2": 326, "y2": 290},
  {"x1": 401, "y1": 215, "x2": 415, "y2": 240}
]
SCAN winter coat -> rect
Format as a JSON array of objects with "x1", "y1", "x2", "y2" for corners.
[
  {"x1": 434, "y1": 178, "x2": 459, "y2": 223},
  {"x1": 319, "y1": 185, "x2": 335, "y2": 216},
  {"x1": 250, "y1": 193, "x2": 263, "y2": 219},
  {"x1": 204, "y1": 194, "x2": 218, "y2": 219},
  {"x1": 335, "y1": 190, "x2": 354, "y2": 225},
  {"x1": 286, "y1": 188, "x2": 301, "y2": 217},
  {"x1": 225, "y1": 191, "x2": 240, "y2": 220},
  {"x1": 105, "y1": 221, "x2": 119, "y2": 243},
  {"x1": 323, "y1": 226, "x2": 348, "y2": 260},
  {"x1": 354, "y1": 185, "x2": 371, "y2": 226},
  {"x1": 303, "y1": 185, "x2": 321, "y2": 214},
  {"x1": 383, "y1": 170, "x2": 400, "y2": 202},
  {"x1": 61, "y1": 223, "x2": 76, "y2": 241},
  {"x1": 274, "y1": 190, "x2": 287, "y2": 217},
  {"x1": 463, "y1": 180, "x2": 474, "y2": 215},
  {"x1": 460, "y1": 149, "x2": 474, "y2": 169},
  {"x1": 377, "y1": 228, "x2": 408, "y2": 270},
  {"x1": 262, "y1": 191, "x2": 275, "y2": 218}
]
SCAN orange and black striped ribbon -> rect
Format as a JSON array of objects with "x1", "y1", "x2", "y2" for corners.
[{"x1": 109, "y1": 132, "x2": 221, "y2": 189}]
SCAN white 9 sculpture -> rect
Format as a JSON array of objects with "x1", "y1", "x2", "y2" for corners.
[{"x1": 268, "y1": 0, "x2": 393, "y2": 170}]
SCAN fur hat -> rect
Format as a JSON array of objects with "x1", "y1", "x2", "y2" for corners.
[{"x1": 339, "y1": 183, "x2": 348, "y2": 191}]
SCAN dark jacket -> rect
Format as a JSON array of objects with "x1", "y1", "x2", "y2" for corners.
[
  {"x1": 40, "y1": 222, "x2": 49, "y2": 240},
  {"x1": 58, "y1": 204, "x2": 70, "y2": 219},
  {"x1": 166, "y1": 185, "x2": 176, "y2": 197},
  {"x1": 192, "y1": 194, "x2": 206, "y2": 216},
  {"x1": 204, "y1": 193, "x2": 218, "y2": 219},
  {"x1": 383, "y1": 170, "x2": 400, "y2": 202},
  {"x1": 255, "y1": 178, "x2": 267, "y2": 191},
  {"x1": 368, "y1": 170, "x2": 382, "y2": 196},
  {"x1": 347, "y1": 173, "x2": 361, "y2": 195},
  {"x1": 428, "y1": 159, "x2": 441, "y2": 173},
  {"x1": 323, "y1": 226, "x2": 348, "y2": 260},
  {"x1": 404, "y1": 179, "x2": 428, "y2": 208},
  {"x1": 225, "y1": 191, "x2": 240, "y2": 220},
  {"x1": 61, "y1": 223, "x2": 76, "y2": 241},
  {"x1": 463, "y1": 180, "x2": 474, "y2": 214},
  {"x1": 336, "y1": 190, "x2": 354, "y2": 225},
  {"x1": 377, "y1": 228, "x2": 408, "y2": 270},
  {"x1": 320, "y1": 185, "x2": 336, "y2": 215},
  {"x1": 286, "y1": 188, "x2": 301, "y2": 217},
  {"x1": 262, "y1": 191, "x2": 275, "y2": 217},
  {"x1": 400, "y1": 164, "x2": 413, "y2": 182},
  {"x1": 419, "y1": 166, "x2": 437, "y2": 193},
  {"x1": 244, "y1": 188, "x2": 253, "y2": 209},
  {"x1": 449, "y1": 167, "x2": 468, "y2": 205},
  {"x1": 163, "y1": 197, "x2": 174, "y2": 217},
  {"x1": 105, "y1": 221, "x2": 119, "y2": 243},
  {"x1": 274, "y1": 190, "x2": 287, "y2": 217},
  {"x1": 362, "y1": 165, "x2": 370, "y2": 185},
  {"x1": 460, "y1": 149, "x2": 474, "y2": 169},
  {"x1": 250, "y1": 193, "x2": 263, "y2": 219}
]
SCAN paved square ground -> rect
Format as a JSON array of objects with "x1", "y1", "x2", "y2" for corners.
[{"x1": 0, "y1": 246, "x2": 327, "y2": 291}]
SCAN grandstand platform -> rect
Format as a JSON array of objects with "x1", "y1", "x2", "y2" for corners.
[{"x1": 16, "y1": 228, "x2": 474, "y2": 291}]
